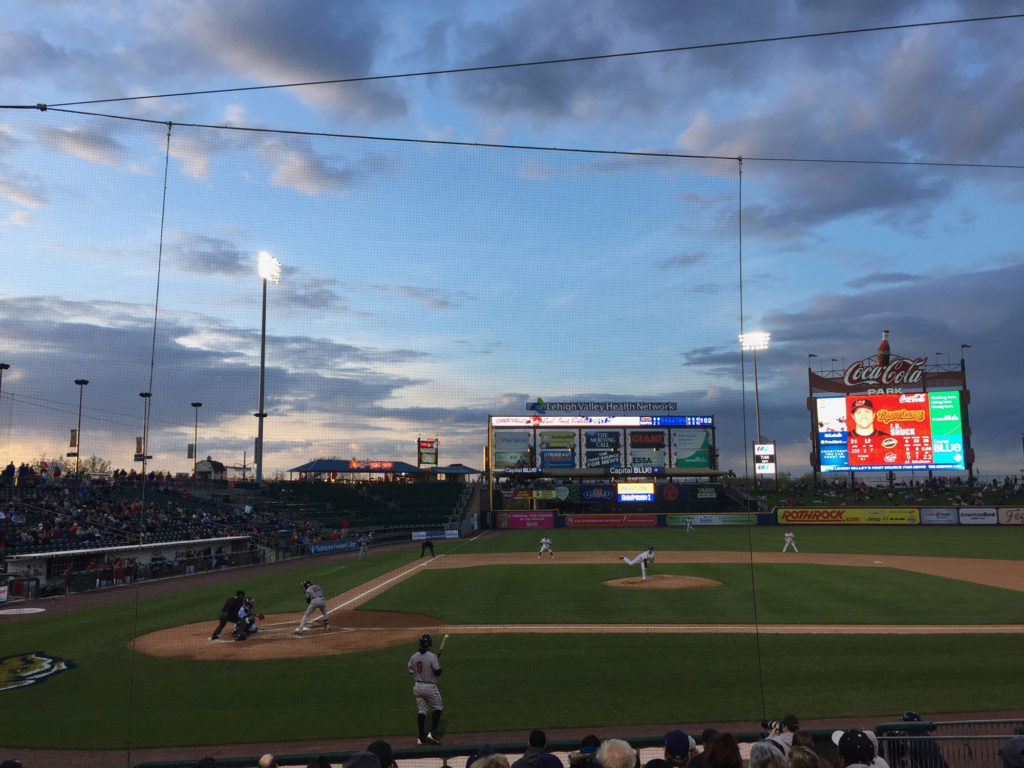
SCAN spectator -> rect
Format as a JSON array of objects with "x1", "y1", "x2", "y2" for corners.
[
  {"x1": 1002, "y1": 735, "x2": 1024, "y2": 768},
  {"x1": 688, "y1": 729, "x2": 719, "y2": 768},
  {"x1": 887, "y1": 712, "x2": 948, "y2": 768},
  {"x1": 749, "y1": 742, "x2": 788, "y2": 768},
  {"x1": 596, "y1": 739, "x2": 638, "y2": 768},
  {"x1": 258, "y1": 756, "x2": 278, "y2": 768},
  {"x1": 768, "y1": 715, "x2": 801, "y2": 756},
  {"x1": 511, "y1": 729, "x2": 548, "y2": 768},
  {"x1": 831, "y1": 730, "x2": 876, "y2": 768},
  {"x1": 703, "y1": 732, "x2": 742, "y2": 768},
  {"x1": 537, "y1": 755, "x2": 564, "y2": 768},
  {"x1": 664, "y1": 730, "x2": 698, "y2": 768},
  {"x1": 344, "y1": 751, "x2": 382, "y2": 768},
  {"x1": 568, "y1": 734, "x2": 601, "y2": 768},
  {"x1": 789, "y1": 747, "x2": 820, "y2": 768},
  {"x1": 473, "y1": 756, "x2": 511, "y2": 768},
  {"x1": 367, "y1": 740, "x2": 397, "y2": 768}
]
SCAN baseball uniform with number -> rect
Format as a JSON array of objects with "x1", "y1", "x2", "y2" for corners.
[
  {"x1": 408, "y1": 633, "x2": 443, "y2": 744},
  {"x1": 297, "y1": 581, "x2": 329, "y2": 631}
]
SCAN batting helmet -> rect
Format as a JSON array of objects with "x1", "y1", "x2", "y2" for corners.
[
  {"x1": 245, "y1": 596, "x2": 255, "y2": 605},
  {"x1": 419, "y1": 633, "x2": 432, "y2": 649},
  {"x1": 302, "y1": 580, "x2": 311, "y2": 588}
]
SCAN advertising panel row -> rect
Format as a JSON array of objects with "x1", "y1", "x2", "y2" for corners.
[
  {"x1": 492, "y1": 424, "x2": 714, "y2": 471},
  {"x1": 815, "y1": 391, "x2": 966, "y2": 472},
  {"x1": 777, "y1": 507, "x2": 1024, "y2": 525}
]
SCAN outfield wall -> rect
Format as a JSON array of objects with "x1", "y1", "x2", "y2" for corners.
[{"x1": 490, "y1": 507, "x2": 1024, "y2": 529}]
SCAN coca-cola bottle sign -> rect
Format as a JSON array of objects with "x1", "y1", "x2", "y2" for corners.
[{"x1": 843, "y1": 357, "x2": 926, "y2": 391}]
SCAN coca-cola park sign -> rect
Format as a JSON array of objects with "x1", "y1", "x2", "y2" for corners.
[{"x1": 843, "y1": 357, "x2": 926, "y2": 394}]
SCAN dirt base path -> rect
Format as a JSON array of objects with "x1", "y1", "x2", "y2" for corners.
[{"x1": 131, "y1": 550, "x2": 1024, "y2": 660}]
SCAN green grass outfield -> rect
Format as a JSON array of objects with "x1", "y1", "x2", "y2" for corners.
[{"x1": 1, "y1": 525, "x2": 1023, "y2": 749}]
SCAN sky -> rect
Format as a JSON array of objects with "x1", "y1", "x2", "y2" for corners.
[{"x1": 1, "y1": 0, "x2": 1023, "y2": 481}]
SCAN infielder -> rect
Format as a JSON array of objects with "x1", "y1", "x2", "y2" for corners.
[
  {"x1": 622, "y1": 546, "x2": 655, "y2": 581},
  {"x1": 538, "y1": 535, "x2": 553, "y2": 557},
  {"x1": 295, "y1": 580, "x2": 329, "y2": 632},
  {"x1": 783, "y1": 529, "x2": 798, "y2": 552},
  {"x1": 358, "y1": 534, "x2": 370, "y2": 560},
  {"x1": 408, "y1": 632, "x2": 444, "y2": 745}
]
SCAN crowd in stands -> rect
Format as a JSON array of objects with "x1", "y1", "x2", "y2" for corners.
[
  {"x1": 154, "y1": 714, "x2": 1024, "y2": 768},
  {"x1": 769, "y1": 474, "x2": 1022, "y2": 508}
]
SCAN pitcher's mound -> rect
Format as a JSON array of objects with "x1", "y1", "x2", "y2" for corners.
[{"x1": 605, "y1": 574, "x2": 723, "y2": 589}]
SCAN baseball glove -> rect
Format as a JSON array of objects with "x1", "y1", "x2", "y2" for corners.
[{"x1": 256, "y1": 613, "x2": 265, "y2": 621}]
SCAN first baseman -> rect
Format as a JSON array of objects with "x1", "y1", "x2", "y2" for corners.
[
  {"x1": 622, "y1": 546, "x2": 655, "y2": 581},
  {"x1": 783, "y1": 530, "x2": 798, "y2": 552},
  {"x1": 408, "y1": 632, "x2": 443, "y2": 745},
  {"x1": 295, "y1": 580, "x2": 329, "y2": 632},
  {"x1": 538, "y1": 536, "x2": 553, "y2": 557}
]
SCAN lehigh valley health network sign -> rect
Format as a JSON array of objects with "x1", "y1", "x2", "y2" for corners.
[{"x1": 527, "y1": 398, "x2": 677, "y2": 414}]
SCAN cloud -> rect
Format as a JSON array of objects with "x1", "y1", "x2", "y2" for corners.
[{"x1": 844, "y1": 271, "x2": 923, "y2": 289}]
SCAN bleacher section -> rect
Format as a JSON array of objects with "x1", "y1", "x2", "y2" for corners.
[{"x1": 264, "y1": 481, "x2": 466, "y2": 530}]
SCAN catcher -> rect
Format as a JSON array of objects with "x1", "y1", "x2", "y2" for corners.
[{"x1": 233, "y1": 596, "x2": 265, "y2": 641}]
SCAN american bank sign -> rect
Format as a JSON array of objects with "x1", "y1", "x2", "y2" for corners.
[{"x1": 528, "y1": 398, "x2": 677, "y2": 414}]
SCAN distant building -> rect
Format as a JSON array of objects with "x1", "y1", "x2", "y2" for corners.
[{"x1": 195, "y1": 456, "x2": 227, "y2": 481}]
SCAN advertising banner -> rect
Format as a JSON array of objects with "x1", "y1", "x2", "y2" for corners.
[
  {"x1": 776, "y1": 508, "x2": 920, "y2": 524},
  {"x1": 666, "y1": 513, "x2": 757, "y2": 526},
  {"x1": 998, "y1": 508, "x2": 1024, "y2": 525},
  {"x1": 674, "y1": 428, "x2": 712, "y2": 468},
  {"x1": 816, "y1": 391, "x2": 966, "y2": 472},
  {"x1": 564, "y1": 514, "x2": 658, "y2": 527},
  {"x1": 628, "y1": 429, "x2": 667, "y2": 468},
  {"x1": 495, "y1": 510, "x2": 555, "y2": 529},
  {"x1": 579, "y1": 484, "x2": 617, "y2": 503},
  {"x1": 539, "y1": 431, "x2": 578, "y2": 469},
  {"x1": 493, "y1": 430, "x2": 532, "y2": 468},
  {"x1": 920, "y1": 507, "x2": 958, "y2": 525},
  {"x1": 308, "y1": 540, "x2": 359, "y2": 555},
  {"x1": 958, "y1": 507, "x2": 997, "y2": 525},
  {"x1": 584, "y1": 430, "x2": 622, "y2": 469}
]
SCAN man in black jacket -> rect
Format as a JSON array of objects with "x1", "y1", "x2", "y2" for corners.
[{"x1": 211, "y1": 589, "x2": 245, "y2": 640}]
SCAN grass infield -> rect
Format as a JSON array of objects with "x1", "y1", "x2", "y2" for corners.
[{"x1": 1, "y1": 525, "x2": 1022, "y2": 748}]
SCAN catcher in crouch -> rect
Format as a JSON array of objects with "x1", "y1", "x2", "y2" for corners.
[{"x1": 233, "y1": 596, "x2": 265, "y2": 641}]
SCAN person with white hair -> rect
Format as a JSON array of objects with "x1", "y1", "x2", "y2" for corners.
[
  {"x1": 596, "y1": 739, "x2": 638, "y2": 768},
  {"x1": 748, "y1": 741, "x2": 787, "y2": 768}
]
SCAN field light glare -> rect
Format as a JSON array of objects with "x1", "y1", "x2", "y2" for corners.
[
  {"x1": 739, "y1": 331, "x2": 770, "y2": 351},
  {"x1": 257, "y1": 251, "x2": 281, "y2": 283}
]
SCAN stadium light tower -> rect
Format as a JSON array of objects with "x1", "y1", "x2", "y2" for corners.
[
  {"x1": 139, "y1": 392, "x2": 152, "y2": 476},
  {"x1": 739, "y1": 331, "x2": 770, "y2": 442},
  {"x1": 255, "y1": 250, "x2": 281, "y2": 484},
  {"x1": 0, "y1": 362, "x2": 9, "y2": 407},
  {"x1": 191, "y1": 402, "x2": 203, "y2": 477},
  {"x1": 73, "y1": 379, "x2": 89, "y2": 474}
]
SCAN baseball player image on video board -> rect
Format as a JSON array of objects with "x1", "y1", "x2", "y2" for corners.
[{"x1": 295, "y1": 580, "x2": 329, "y2": 633}]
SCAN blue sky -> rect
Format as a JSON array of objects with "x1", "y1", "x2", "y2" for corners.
[{"x1": 1, "y1": 1, "x2": 1023, "y2": 479}]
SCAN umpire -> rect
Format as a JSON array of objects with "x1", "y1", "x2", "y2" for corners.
[{"x1": 211, "y1": 589, "x2": 245, "y2": 640}]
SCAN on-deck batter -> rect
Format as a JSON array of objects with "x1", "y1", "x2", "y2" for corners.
[{"x1": 408, "y1": 632, "x2": 443, "y2": 745}]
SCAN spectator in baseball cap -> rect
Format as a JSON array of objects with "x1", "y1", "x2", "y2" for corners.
[
  {"x1": 344, "y1": 751, "x2": 382, "y2": 768},
  {"x1": 664, "y1": 730, "x2": 698, "y2": 767},
  {"x1": 832, "y1": 730, "x2": 876, "y2": 768},
  {"x1": 367, "y1": 741, "x2": 396, "y2": 768},
  {"x1": 569, "y1": 734, "x2": 602, "y2": 767}
]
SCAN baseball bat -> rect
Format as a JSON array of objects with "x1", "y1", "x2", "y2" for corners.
[{"x1": 438, "y1": 633, "x2": 450, "y2": 655}]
